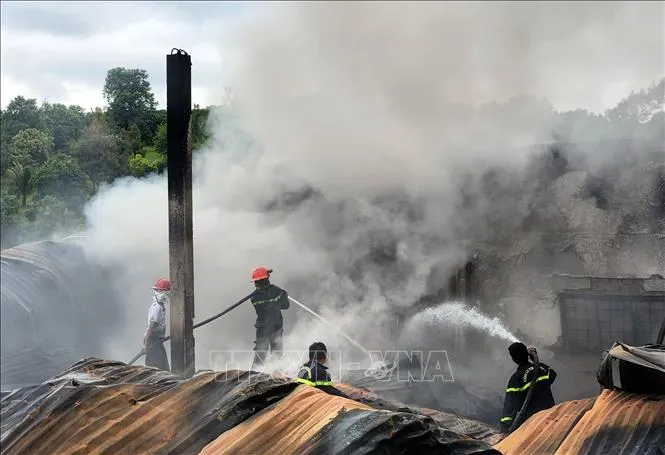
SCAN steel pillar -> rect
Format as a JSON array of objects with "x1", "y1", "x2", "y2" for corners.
[{"x1": 166, "y1": 48, "x2": 195, "y2": 377}]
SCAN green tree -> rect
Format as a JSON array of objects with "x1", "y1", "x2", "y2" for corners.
[
  {"x1": 6, "y1": 160, "x2": 34, "y2": 206},
  {"x1": 71, "y1": 119, "x2": 124, "y2": 189},
  {"x1": 1, "y1": 96, "x2": 43, "y2": 140},
  {"x1": 40, "y1": 103, "x2": 89, "y2": 152},
  {"x1": 24, "y1": 195, "x2": 83, "y2": 240},
  {"x1": 128, "y1": 153, "x2": 162, "y2": 178},
  {"x1": 0, "y1": 137, "x2": 9, "y2": 176},
  {"x1": 153, "y1": 122, "x2": 167, "y2": 154},
  {"x1": 0, "y1": 192, "x2": 22, "y2": 248},
  {"x1": 191, "y1": 107, "x2": 210, "y2": 149},
  {"x1": 121, "y1": 123, "x2": 143, "y2": 156},
  {"x1": 9, "y1": 128, "x2": 54, "y2": 166},
  {"x1": 31, "y1": 154, "x2": 92, "y2": 211},
  {"x1": 103, "y1": 67, "x2": 158, "y2": 143}
]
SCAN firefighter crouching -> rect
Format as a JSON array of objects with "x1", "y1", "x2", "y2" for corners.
[
  {"x1": 500, "y1": 342, "x2": 557, "y2": 434},
  {"x1": 297, "y1": 342, "x2": 349, "y2": 398},
  {"x1": 250, "y1": 267, "x2": 290, "y2": 369},
  {"x1": 144, "y1": 277, "x2": 171, "y2": 371}
]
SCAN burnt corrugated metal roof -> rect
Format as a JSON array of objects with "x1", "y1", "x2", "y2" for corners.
[
  {"x1": 0, "y1": 359, "x2": 500, "y2": 455},
  {"x1": 1, "y1": 360, "x2": 298, "y2": 455},
  {"x1": 495, "y1": 389, "x2": 665, "y2": 455},
  {"x1": 202, "y1": 385, "x2": 499, "y2": 455},
  {"x1": 336, "y1": 384, "x2": 501, "y2": 444}
]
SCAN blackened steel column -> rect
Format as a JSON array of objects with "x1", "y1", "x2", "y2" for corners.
[{"x1": 166, "y1": 48, "x2": 195, "y2": 377}]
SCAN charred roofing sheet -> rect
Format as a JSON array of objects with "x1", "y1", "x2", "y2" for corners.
[
  {"x1": 1, "y1": 359, "x2": 297, "y2": 455},
  {"x1": 495, "y1": 389, "x2": 665, "y2": 455},
  {"x1": 203, "y1": 385, "x2": 499, "y2": 455},
  {"x1": 0, "y1": 359, "x2": 499, "y2": 455},
  {"x1": 336, "y1": 384, "x2": 501, "y2": 444}
]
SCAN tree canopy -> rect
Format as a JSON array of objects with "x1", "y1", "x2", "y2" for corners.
[
  {"x1": 0, "y1": 68, "x2": 662, "y2": 250},
  {"x1": 0, "y1": 66, "x2": 211, "y2": 248}
]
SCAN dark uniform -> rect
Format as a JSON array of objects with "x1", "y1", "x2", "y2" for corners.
[
  {"x1": 500, "y1": 362, "x2": 557, "y2": 432},
  {"x1": 297, "y1": 359, "x2": 349, "y2": 398},
  {"x1": 251, "y1": 283, "x2": 290, "y2": 368}
]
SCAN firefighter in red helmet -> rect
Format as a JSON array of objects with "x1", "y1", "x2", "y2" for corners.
[
  {"x1": 250, "y1": 267, "x2": 290, "y2": 369},
  {"x1": 143, "y1": 277, "x2": 171, "y2": 371}
]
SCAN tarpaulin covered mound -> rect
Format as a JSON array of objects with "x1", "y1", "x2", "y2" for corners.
[
  {"x1": 495, "y1": 389, "x2": 665, "y2": 455},
  {"x1": 596, "y1": 343, "x2": 665, "y2": 395},
  {"x1": 0, "y1": 358, "x2": 500, "y2": 455},
  {"x1": 1, "y1": 241, "x2": 121, "y2": 387}
]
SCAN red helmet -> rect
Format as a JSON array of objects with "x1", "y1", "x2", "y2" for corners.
[
  {"x1": 153, "y1": 277, "x2": 170, "y2": 291},
  {"x1": 251, "y1": 267, "x2": 272, "y2": 282}
]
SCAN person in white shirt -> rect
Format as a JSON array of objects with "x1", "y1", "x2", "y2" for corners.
[{"x1": 144, "y1": 277, "x2": 170, "y2": 371}]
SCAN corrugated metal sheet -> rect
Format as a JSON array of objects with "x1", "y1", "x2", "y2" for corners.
[
  {"x1": 336, "y1": 384, "x2": 501, "y2": 444},
  {"x1": 203, "y1": 385, "x2": 499, "y2": 455},
  {"x1": 0, "y1": 241, "x2": 121, "y2": 387},
  {"x1": 494, "y1": 398, "x2": 596, "y2": 455},
  {"x1": 556, "y1": 390, "x2": 665, "y2": 454},
  {"x1": 199, "y1": 385, "x2": 375, "y2": 454},
  {"x1": 0, "y1": 359, "x2": 500, "y2": 455},
  {"x1": 1, "y1": 360, "x2": 298, "y2": 455},
  {"x1": 495, "y1": 389, "x2": 665, "y2": 455}
]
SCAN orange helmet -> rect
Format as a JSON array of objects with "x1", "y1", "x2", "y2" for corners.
[
  {"x1": 153, "y1": 277, "x2": 170, "y2": 291},
  {"x1": 251, "y1": 267, "x2": 272, "y2": 282}
]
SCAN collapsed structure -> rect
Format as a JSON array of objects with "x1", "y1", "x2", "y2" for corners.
[
  {"x1": 0, "y1": 359, "x2": 501, "y2": 455},
  {"x1": 1, "y1": 349, "x2": 663, "y2": 455}
]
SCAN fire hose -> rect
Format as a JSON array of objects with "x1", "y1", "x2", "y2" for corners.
[
  {"x1": 127, "y1": 290, "x2": 258, "y2": 365},
  {"x1": 127, "y1": 291, "x2": 369, "y2": 365},
  {"x1": 508, "y1": 347, "x2": 540, "y2": 434}
]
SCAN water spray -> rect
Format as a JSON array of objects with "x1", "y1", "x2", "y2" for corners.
[{"x1": 288, "y1": 296, "x2": 369, "y2": 356}]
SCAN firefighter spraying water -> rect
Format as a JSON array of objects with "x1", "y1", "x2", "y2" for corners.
[{"x1": 249, "y1": 266, "x2": 290, "y2": 369}]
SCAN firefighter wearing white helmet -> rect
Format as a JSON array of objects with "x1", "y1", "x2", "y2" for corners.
[{"x1": 143, "y1": 277, "x2": 171, "y2": 371}]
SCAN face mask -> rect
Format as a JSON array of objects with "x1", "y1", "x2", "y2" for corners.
[{"x1": 154, "y1": 290, "x2": 170, "y2": 304}]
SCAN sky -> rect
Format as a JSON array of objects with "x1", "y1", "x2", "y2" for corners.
[
  {"x1": 1, "y1": 1, "x2": 664, "y2": 113},
  {"x1": 0, "y1": 1, "x2": 255, "y2": 110}
]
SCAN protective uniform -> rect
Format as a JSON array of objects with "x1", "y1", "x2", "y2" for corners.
[
  {"x1": 144, "y1": 278, "x2": 170, "y2": 371},
  {"x1": 297, "y1": 343, "x2": 349, "y2": 398},
  {"x1": 250, "y1": 267, "x2": 289, "y2": 368},
  {"x1": 500, "y1": 361, "x2": 557, "y2": 432}
]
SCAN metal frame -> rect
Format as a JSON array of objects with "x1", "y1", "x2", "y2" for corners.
[{"x1": 558, "y1": 292, "x2": 665, "y2": 351}]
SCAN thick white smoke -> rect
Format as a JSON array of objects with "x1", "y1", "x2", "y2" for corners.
[{"x1": 82, "y1": 1, "x2": 664, "y2": 387}]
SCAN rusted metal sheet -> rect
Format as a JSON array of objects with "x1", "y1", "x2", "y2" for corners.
[
  {"x1": 1, "y1": 359, "x2": 297, "y2": 455},
  {"x1": 495, "y1": 389, "x2": 665, "y2": 455},
  {"x1": 494, "y1": 398, "x2": 596, "y2": 455},
  {"x1": 1, "y1": 359, "x2": 501, "y2": 455},
  {"x1": 203, "y1": 385, "x2": 500, "y2": 455},
  {"x1": 556, "y1": 390, "x2": 665, "y2": 454}
]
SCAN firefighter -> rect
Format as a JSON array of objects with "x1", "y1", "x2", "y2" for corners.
[
  {"x1": 297, "y1": 342, "x2": 349, "y2": 398},
  {"x1": 500, "y1": 342, "x2": 557, "y2": 434},
  {"x1": 250, "y1": 267, "x2": 290, "y2": 369},
  {"x1": 143, "y1": 277, "x2": 170, "y2": 371}
]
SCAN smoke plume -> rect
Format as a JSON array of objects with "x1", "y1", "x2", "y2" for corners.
[{"x1": 82, "y1": 1, "x2": 664, "y2": 406}]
